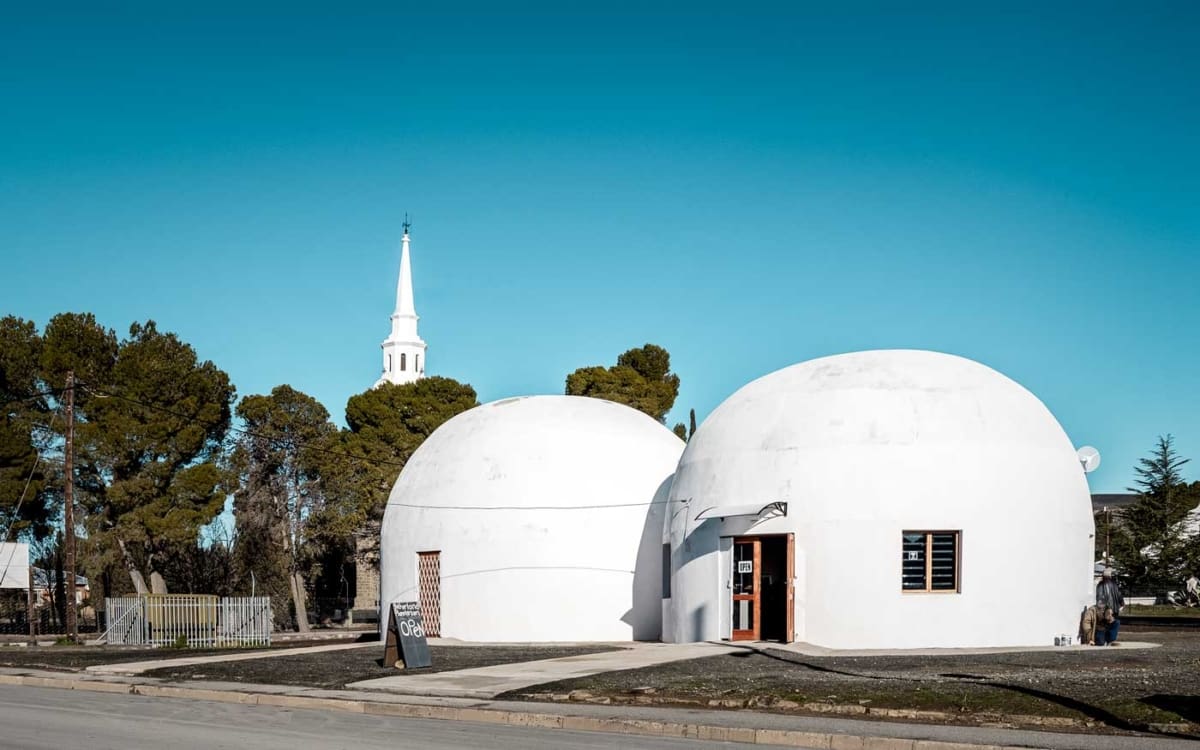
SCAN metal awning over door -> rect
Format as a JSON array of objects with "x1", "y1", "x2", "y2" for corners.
[{"x1": 695, "y1": 501, "x2": 787, "y2": 521}]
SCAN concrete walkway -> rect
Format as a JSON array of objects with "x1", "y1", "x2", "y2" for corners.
[
  {"x1": 80, "y1": 637, "x2": 1161, "y2": 682},
  {"x1": 751, "y1": 640, "x2": 1161, "y2": 657},
  {"x1": 347, "y1": 641, "x2": 739, "y2": 699},
  {"x1": 86, "y1": 641, "x2": 372, "y2": 676}
]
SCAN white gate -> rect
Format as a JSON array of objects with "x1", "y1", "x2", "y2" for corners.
[
  {"x1": 104, "y1": 597, "x2": 148, "y2": 645},
  {"x1": 101, "y1": 596, "x2": 272, "y2": 647},
  {"x1": 219, "y1": 597, "x2": 272, "y2": 646}
]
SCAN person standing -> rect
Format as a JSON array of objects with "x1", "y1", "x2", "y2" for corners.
[
  {"x1": 1078, "y1": 604, "x2": 1102, "y2": 645},
  {"x1": 1092, "y1": 607, "x2": 1116, "y2": 646},
  {"x1": 1096, "y1": 568, "x2": 1124, "y2": 645},
  {"x1": 1185, "y1": 572, "x2": 1199, "y2": 607}
]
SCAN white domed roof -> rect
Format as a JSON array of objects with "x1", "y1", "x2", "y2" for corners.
[
  {"x1": 675, "y1": 349, "x2": 1085, "y2": 523},
  {"x1": 666, "y1": 350, "x2": 1095, "y2": 649},
  {"x1": 386, "y1": 395, "x2": 682, "y2": 512},
  {"x1": 380, "y1": 395, "x2": 683, "y2": 642}
]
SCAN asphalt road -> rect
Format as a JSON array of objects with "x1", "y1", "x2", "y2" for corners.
[
  {"x1": 0, "y1": 685, "x2": 745, "y2": 750},
  {"x1": 2, "y1": 685, "x2": 1197, "y2": 750}
]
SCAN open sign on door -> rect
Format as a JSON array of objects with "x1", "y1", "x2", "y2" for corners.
[{"x1": 737, "y1": 560, "x2": 753, "y2": 574}]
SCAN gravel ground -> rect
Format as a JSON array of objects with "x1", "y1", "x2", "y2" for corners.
[
  {"x1": 143, "y1": 644, "x2": 622, "y2": 690},
  {"x1": 504, "y1": 627, "x2": 1200, "y2": 736}
]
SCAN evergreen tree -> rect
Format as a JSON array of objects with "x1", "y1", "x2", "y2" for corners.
[
  {"x1": 1116, "y1": 435, "x2": 1200, "y2": 587},
  {"x1": 565, "y1": 344, "x2": 681, "y2": 423},
  {"x1": 41, "y1": 315, "x2": 234, "y2": 595},
  {"x1": 230, "y1": 385, "x2": 336, "y2": 631},
  {"x1": 0, "y1": 316, "x2": 54, "y2": 541},
  {"x1": 316, "y1": 377, "x2": 479, "y2": 567}
]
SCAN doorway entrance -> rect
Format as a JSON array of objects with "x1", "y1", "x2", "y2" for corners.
[
  {"x1": 730, "y1": 535, "x2": 793, "y2": 642},
  {"x1": 417, "y1": 551, "x2": 441, "y2": 637}
]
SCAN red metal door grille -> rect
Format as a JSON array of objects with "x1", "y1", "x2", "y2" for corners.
[{"x1": 417, "y1": 551, "x2": 441, "y2": 637}]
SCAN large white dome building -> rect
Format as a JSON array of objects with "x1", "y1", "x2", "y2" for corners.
[
  {"x1": 664, "y1": 350, "x2": 1095, "y2": 649},
  {"x1": 379, "y1": 395, "x2": 683, "y2": 642}
]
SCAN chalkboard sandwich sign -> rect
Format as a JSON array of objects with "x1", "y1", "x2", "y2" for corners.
[{"x1": 384, "y1": 600, "x2": 432, "y2": 669}]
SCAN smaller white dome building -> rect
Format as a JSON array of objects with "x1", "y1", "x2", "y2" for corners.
[
  {"x1": 380, "y1": 395, "x2": 683, "y2": 642},
  {"x1": 665, "y1": 350, "x2": 1095, "y2": 650}
]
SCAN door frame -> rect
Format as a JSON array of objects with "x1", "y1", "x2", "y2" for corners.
[
  {"x1": 786, "y1": 532, "x2": 795, "y2": 643},
  {"x1": 727, "y1": 533, "x2": 795, "y2": 643},
  {"x1": 730, "y1": 538, "x2": 761, "y2": 641}
]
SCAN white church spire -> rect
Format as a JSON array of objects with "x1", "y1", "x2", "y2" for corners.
[
  {"x1": 375, "y1": 217, "x2": 427, "y2": 387},
  {"x1": 393, "y1": 221, "x2": 417, "y2": 320}
]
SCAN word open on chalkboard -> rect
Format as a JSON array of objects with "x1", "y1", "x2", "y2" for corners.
[{"x1": 383, "y1": 600, "x2": 432, "y2": 669}]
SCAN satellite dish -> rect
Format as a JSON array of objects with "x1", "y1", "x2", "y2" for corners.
[{"x1": 1077, "y1": 446, "x2": 1101, "y2": 473}]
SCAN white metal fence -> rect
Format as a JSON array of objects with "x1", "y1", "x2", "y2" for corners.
[{"x1": 101, "y1": 595, "x2": 272, "y2": 647}]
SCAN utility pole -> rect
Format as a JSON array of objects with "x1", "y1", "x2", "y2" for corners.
[
  {"x1": 27, "y1": 565, "x2": 36, "y2": 645},
  {"x1": 1104, "y1": 507, "x2": 1111, "y2": 569},
  {"x1": 64, "y1": 370, "x2": 77, "y2": 643}
]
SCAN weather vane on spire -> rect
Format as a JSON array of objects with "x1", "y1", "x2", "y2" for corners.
[{"x1": 402, "y1": 213, "x2": 412, "y2": 236}]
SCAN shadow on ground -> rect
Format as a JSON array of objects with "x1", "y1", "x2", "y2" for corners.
[
  {"x1": 750, "y1": 646, "x2": 1200, "y2": 740},
  {"x1": 1142, "y1": 695, "x2": 1200, "y2": 725}
]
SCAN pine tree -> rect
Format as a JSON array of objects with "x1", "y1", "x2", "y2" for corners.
[
  {"x1": 1117, "y1": 435, "x2": 1200, "y2": 587},
  {"x1": 565, "y1": 344, "x2": 681, "y2": 423}
]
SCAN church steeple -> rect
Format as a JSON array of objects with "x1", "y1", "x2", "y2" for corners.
[
  {"x1": 375, "y1": 220, "x2": 427, "y2": 387},
  {"x1": 392, "y1": 223, "x2": 418, "y2": 325}
]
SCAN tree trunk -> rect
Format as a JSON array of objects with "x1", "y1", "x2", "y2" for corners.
[
  {"x1": 116, "y1": 539, "x2": 149, "y2": 596},
  {"x1": 149, "y1": 571, "x2": 168, "y2": 595},
  {"x1": 281, "y1": 480, "x2": 310, "y2": 632},
  {"x1": 289, "y1": 570, "x2": 310, "y2": 632},
  {"x1": 53, "y1": 554, "x2": 66, "y2": 628}
]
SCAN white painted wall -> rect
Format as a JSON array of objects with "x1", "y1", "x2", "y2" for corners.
[
  {"x1": 0, "y1": 543, "x2": 30, "y2": 590},
  {"x1": 666, "y1": 350, "x2": 1095, "y2": 649},
  {"x1": 380, "y1": 395, "x2": 683, "y2": 642}
]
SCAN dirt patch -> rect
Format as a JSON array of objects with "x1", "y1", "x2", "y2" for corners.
[
  {"x1": 502, "y1": 628, "x2": 1200, "y2": 737},
  {"x1": 144, "y1": 644, "x2": 622, "y2": 690},
  {"x1": 0, "y1": 640, "x2": 353, "y2": 672}
]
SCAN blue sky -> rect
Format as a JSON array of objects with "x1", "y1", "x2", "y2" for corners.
[{"x1": 2, "y1": 2, "x2": 1197, "y2": 493}]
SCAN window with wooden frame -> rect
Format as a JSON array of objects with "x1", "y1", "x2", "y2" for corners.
[{"x1": 901, "y1": 531, "x2": 960, "y2": 593}]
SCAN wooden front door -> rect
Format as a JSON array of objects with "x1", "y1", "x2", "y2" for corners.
[{"x1": 731, "y1": 538, "x2": 761, "y2": 641}]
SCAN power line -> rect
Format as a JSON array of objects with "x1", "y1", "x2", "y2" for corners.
[
  {"x1": 77, "y1": 382, "x2": 410, "y2": 470},
  {"x1": 1, "y1": 411, "x2": 58, "y2": 543},
  {"x1": 0, "y1": 387, "x2": 62, "y2": 411},
  {"x1": 0, "y1": 411, "x2": 59, "y2": 590},
  {"x1": 1, "y1": 413, "x2": 59, "y2": 434},
  {"x1": 390, "y1": 501, "x2": 671, "y2": 511},
  {"x1": 73, "y1": 383, "x2": 677, "y2": 512}
]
